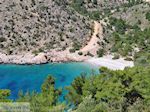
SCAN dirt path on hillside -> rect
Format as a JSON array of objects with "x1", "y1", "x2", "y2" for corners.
[{"x1": 80, "y1": 21, "x2": 103, "y2": 55}]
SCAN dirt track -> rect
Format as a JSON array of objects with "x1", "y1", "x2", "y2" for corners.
[{"x1": 80, "y1": 21, "x2": 103, "y2": 55}]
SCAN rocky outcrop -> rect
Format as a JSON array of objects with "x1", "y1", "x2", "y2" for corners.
[
  {"x1": 0, "y1": 53, "x2": 48, "y2": 64},
  {"x1": 32, "y1": 53, "x2": 48, "y2": 64},
  {"x1": 0, "y1": 51, "x2": 88, "y2": 64}
]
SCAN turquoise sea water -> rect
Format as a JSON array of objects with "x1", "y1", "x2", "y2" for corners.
[{"x1": 0, "y1": 62, "x2": 99, "y2": 101}]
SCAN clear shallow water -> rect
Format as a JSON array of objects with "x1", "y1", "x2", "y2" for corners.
[{"x1": 0, "y1": 62, "x2": 99, "y2": 101}]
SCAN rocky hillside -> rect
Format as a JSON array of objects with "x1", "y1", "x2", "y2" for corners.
[
  {"x1": 0, "y1": 0, "x2": 91, "y2": 55},
  {"x1": 68, "y1": 0, "x2": 150, "y2": 65},
  {"x1": 0, "y1": 0, "x2": 149, "y2": 64}
]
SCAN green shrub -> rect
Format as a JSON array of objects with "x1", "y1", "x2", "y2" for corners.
[
  {"x1": 87, "y1": 52, "x2": 94, "y2": 57},
  {"x1": 97, "y1": 49, "x2": 104, "y2": 57},
  {"x1": 112, "y1": 54, "x2": 120, "y2": 60},
  {"x1": 69, "y1": 49, "x2": 76, "y2": 53},
  {"x1": 72, "y1": 42, "x2": 81, "y2": 51},
  {"x1": 109, "y1": 17, "x2": 127, "y2": 34},
  {"x1": 32, "y1": 50, "x2": 39, "y2": 55},
  {"x1": 93, "y1": 0, "x2": 97, "y2": 5},
  {"x1": 0, "y1": 89, "x2": 11, "y2": 102},
  {"x1": 71, "y1": 0, "x2": 87, "y2": 16},
  {"x1": 78, "y1": 52, "x2": 83, "y2": 55},
  {"x1": 124, "y1": 57, "x2": 133, "y2": 61},
  {"x1": 60, "y1": 36, "x2": 65, "y2": 41},
  {"x1": 137, "y1": 20, "x2": 141, "y2": 25},
  {"x1": 146, "y1": 12, "x2": 150, "y2": 21},
  {"x1": 89, "y1": 11, "x2": 101, "y2": 20},
  {"x1": 0, "y1": 37, "x2": 6, "y2": 42}
]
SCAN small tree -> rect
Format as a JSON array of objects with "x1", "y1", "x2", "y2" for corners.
[
  {"x1": 146, "y1": 12, "x2": 150, "y2": 21},
  {"x1": 0, "y1": 89, "x2": 11, "y2": 102},
  {"x1": 97, "y1": 49, "x2": 104, "y2": 57}
]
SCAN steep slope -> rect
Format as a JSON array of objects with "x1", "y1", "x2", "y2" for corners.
[
  {"x1": 80, "y1": 21, "x2": 103, "y2": 55},
  {"x1": 0, "y1": 0, "x2": 90, "y2": 55}
]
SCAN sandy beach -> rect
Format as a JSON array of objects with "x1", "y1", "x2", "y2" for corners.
[{"x1": 86, "y1": 55, "x2": 134, "y2": 70}]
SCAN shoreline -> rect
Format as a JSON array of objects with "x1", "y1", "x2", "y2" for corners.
[
  {"x1": 0, "y1": 51, "x2": 88, "y2": 65},
  {"x1": 0, "y1": 52, "x2": 134, "y2": 70},
  {"x1": 85, "y1": 55, "x2": 134, "y2": 70},
  {"x1": 0, "y1": 21, "x2": 134, "y2": 69}
]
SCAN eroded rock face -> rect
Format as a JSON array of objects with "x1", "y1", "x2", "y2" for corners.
[
  {"x1": 0, "y1": 52, "x2": 48, "y2": 64},
  {"x1": 0, "y1": 51, "x2": 87, "y2": 64},
  {"x1": 32, "y1": 53, "x2": 48, "y2": 64},
  {"x1": 0, "y1": 0, "x2": 90, "y2": 55}
]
